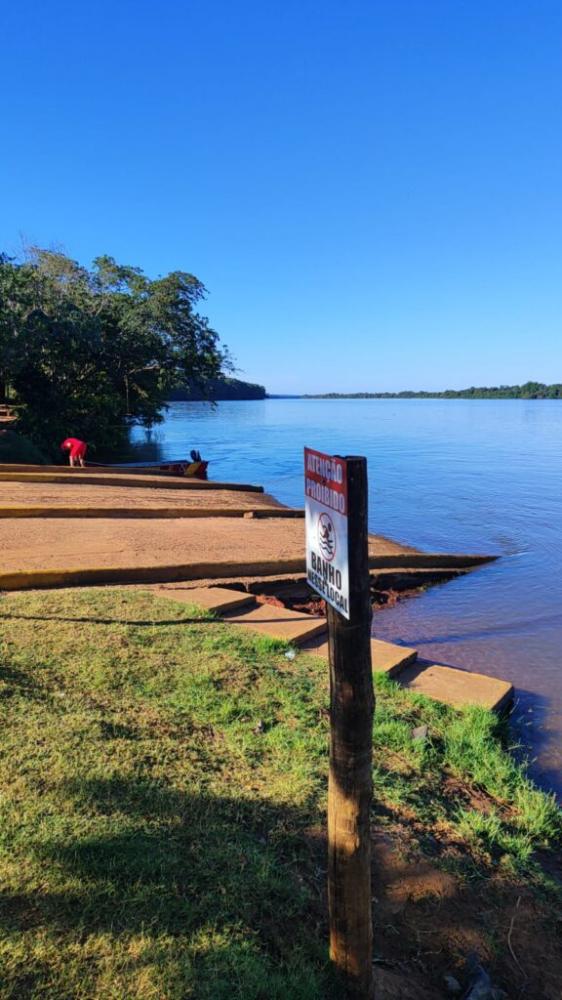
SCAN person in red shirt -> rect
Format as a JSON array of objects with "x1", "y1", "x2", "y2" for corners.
[{"x1": 60, "y1": 437, "x2": 88, "y2": 467}]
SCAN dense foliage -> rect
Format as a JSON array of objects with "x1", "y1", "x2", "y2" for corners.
[
  {"x1": 307, "y1": 382, "x2": 562, "y2": 400},
  {"x1": 0, "y1": 248, "x2": 229, "y2": 454},
  {"x1": 0, "y1": 429, "x2": 49, "y2": 464},
  {"x1": 168, "y1": 376, "x2": 266, "y2": 401}
]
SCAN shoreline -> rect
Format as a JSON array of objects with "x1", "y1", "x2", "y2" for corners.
[{"x1": 0, "y1": 462, "x2": 512, "y2": 715}]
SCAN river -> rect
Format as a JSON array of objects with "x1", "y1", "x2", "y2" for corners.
[{"x1": 131, "y1": 398, "x2": 562, "y2": 796}]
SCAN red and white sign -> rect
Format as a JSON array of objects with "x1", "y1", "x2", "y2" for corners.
[{"x1": 304, "y1": 447, "x2": 349, "y2": 619}]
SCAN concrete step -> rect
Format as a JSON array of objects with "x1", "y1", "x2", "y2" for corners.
[
  {"x1": 221, "y1": 602, "x2": 327, "y2": 644},
  {"x1": 300, "y1": 635, "x2": 417, "y2": 677},
  {"x1": 371, "y1": 639, "x2": 417, "y2": 676},
  {"x1": 149, "y1": 588, "x2": 512, "y2": 712},
  {"x1": 398, "y1": 662, "x2": 514, "y2": 712},
  {"x1": 0, "y1": 506, "x2": 303, "y2": 520},
  {"x1": 151, "y1": 585, "x2": 255, "y2": 614}
]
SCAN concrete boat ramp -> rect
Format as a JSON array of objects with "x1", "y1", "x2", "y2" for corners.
[
  {"x1": 0, "y1": 464, "x2": 512, "y2": 711},
  {"x1": 151, "y1": 585, "x2": 513, "y2": 713}
]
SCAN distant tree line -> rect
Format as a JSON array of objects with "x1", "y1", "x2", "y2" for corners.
[
  {"x1": 305, "y1": 382, "x2": 562, "y2": 400},
  {"x1": 0, "y1": 248, "x2": 229, "y2": 454},
  {"x1": 168, "y1": 376, "x2": 265, "y2": 402}
]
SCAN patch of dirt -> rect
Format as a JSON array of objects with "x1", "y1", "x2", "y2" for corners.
[
  {"x1": 291, "y1": 596, "x2": 328, "y2": 615},
  {"x1": 254, "y1": 593, "x2": 287, "y2": 609},
  {"x1": 302, "y1": 824, "x2": 561, "y2": 999},
  {"x1": 440, "y1": 774, "x2": 498, "y2": 814},
  {"x1": 372, "y1": 828, "x2": 561, "y2": 998},
  {"x1": 256, "y1": 587, "x2": 422, "y2": 617},
  {"x1": 373, "y1": 586, "x2": 419, "y2": 608}
]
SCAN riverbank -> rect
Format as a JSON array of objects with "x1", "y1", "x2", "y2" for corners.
[
  {"x1": 0, "y1": 462, "x2": 513, "y2": 713},
  {"x1": 0, "y1": 586, "x2": 560, "y2": 999},
  {"x1": 126, "y1": 398, "x2": 562, "y2": 795}
]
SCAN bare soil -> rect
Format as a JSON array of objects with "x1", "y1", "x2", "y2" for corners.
[
  {"x1": 299, "y1": 822, "x2": 562, "y2": 999},
  {"x1": 369, "y1": 831, "x2": 561, "y2": 999},
  {"x1": 259, "y1": 587, "x2": 419, "y2": 615}
]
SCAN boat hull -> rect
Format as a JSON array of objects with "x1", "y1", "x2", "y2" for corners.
[{"x1": 87, "y1": 460, "x2": 209, "y2": 479}]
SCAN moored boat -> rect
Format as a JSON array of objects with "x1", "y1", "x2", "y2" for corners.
[{"x1": 87, "y1": 452, "x2": 208, "y2": 478}]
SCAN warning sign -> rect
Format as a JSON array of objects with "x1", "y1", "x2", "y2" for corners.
[{"x1": 304, "y1": 447, "x2": 349, "y2": 619}]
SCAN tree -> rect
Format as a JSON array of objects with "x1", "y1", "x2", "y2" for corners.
[{"x1": 0, "y1": 248, "x2": 229, "y2": 454}]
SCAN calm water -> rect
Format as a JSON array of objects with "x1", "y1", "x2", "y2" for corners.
[{"x1": 131, "y1": 399, "x2": 562, "y2": 795}]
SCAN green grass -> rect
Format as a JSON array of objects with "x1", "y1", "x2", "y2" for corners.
[{"x1": 0, "y1": 587, "x2": 560, "y2": 998}]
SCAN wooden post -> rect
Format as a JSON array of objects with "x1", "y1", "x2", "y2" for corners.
[{"x1": 327, "y1": 456, "x2": 374, "y2": 998}]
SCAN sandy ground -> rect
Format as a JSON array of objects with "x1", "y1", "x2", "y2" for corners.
[
  {"x1": 1, "y1": 516, "x2": 413, "y2": 573},
  {"x1": 0, "y1": 481, "x2": 284, "y2": 510}
]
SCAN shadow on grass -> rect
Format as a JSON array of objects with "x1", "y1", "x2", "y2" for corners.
[
  {"x1": 0, "y1": 613, "x2": 209, "y2": 627},
  {"x1": 0, "y1": 777, "x2": 335, "y2": 998},
  {"x1": 0, "y1": 660, "x2": 47, "y2": 700},
  {"x1": 0, "y1": 776, "x2": 559, "y2": 998}
]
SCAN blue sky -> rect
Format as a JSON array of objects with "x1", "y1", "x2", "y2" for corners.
[{"x1": 2, "y1": 1, "x2": 562, "y2": 393}]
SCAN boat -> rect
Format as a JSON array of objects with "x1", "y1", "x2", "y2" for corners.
[{"x1": 87, "y1": 450, "x2": 208, "y2": 478}]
